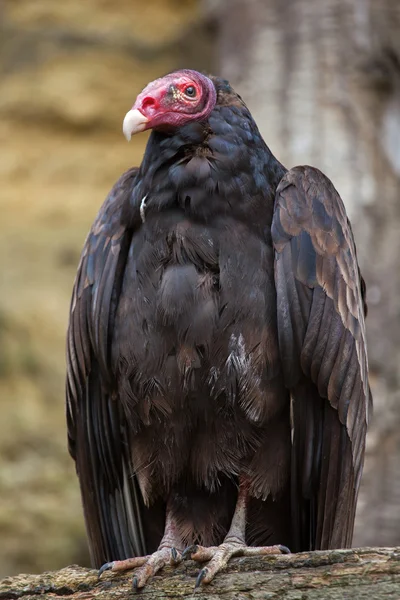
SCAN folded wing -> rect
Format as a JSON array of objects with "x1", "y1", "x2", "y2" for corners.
[
  {"x1": 272, "y1": 166, "x2": 371, "y2": 550},
  {"x1": 66, "y1": 168, "x2": 149, "y2": 567}
]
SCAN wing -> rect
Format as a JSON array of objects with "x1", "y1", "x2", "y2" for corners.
[
  {"x1": 66, "y1": 168, "x2": 150, "y2": 567},
  {"x1": 271, "y1": 165, "x2": 371, "y2": 551}
]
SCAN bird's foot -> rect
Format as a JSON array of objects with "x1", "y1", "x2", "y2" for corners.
[
  {"x1": 183, "y1": 540, "x2": 290, "y2": 587},
  {"x1": 98, "y1": 546, "x2": 182, "y2": 589}
]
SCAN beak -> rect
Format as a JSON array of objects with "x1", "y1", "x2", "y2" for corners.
[{"x1": 122, "y1": 109, "x2": 149, "y2": 141}]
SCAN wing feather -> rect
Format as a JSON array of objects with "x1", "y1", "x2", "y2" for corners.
[
  {"x1": 66, "y1": 168, "x2": 149, "y2": 567},
  {"x1": 272, "y1": 165, "x2": 370, "y2": 551}
]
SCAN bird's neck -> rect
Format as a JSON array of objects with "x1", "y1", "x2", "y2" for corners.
[{"x1": 124, "y1": 106, "x2": 286, "y2": 233}]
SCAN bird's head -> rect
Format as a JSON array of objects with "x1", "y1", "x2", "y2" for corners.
[{"x1": 122, "y1": 70, "x2": 217, "y2": 140}]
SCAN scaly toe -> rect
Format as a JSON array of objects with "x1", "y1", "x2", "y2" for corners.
[
  {"x1": 192, "y1": 542, "x2": 289, "y2": 587},
  {"x1": 193, "y1": 546, "x2": 233, "y2": 587},
  {"x1": 131, "y1": 546, "x2": 175, "y2": 589},
  {"x1": 133, "y1": 565, "x2": 158, "y2": 589},
  {"x1": 182, "y1": 545, "x2": 199, "y2": 560},
  {"x1": 184, "y1": 545, "x2": 217, "y2": 562},
  {"x1": 98, "y1": 556, "x2": 148, "y2": 578},
  {"x1": 98, "y1": 548, "x2": 181, "y2": 589}
]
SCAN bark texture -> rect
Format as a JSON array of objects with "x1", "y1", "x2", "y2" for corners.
[
  {"x1": 1, "y1": 548, "x2": 400, "y2": 599},
  {"x1": 212, "y1": 0, "x2": 400, "y2": 548}
]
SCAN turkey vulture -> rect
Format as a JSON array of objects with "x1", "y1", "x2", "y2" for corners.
[{"x1": 66, "y1": 69, "x2": 370, "y2": 588}]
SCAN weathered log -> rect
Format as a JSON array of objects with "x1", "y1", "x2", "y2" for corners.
[{"x1": 1, "y1": 548, "x2": 400, "y2": 599}]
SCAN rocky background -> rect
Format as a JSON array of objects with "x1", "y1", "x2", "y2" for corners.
[{"x1": 1, "y1": 0, "x2": 400, "y2": 579}]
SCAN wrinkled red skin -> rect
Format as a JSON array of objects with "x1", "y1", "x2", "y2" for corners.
[{"x1": 131, "y1": 69, "x2": 217, "y2": 132}]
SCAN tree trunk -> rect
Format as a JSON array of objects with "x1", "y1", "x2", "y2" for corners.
[
  {"x1": 212, "y1": 0, "x2": 400, "y2": 547},
  {"x1": 1, "y1": 548, "x2": 400, "y2": 599}
]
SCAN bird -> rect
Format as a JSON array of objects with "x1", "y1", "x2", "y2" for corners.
[{"x1": 66, "y1": 69, "x2": 371, "y2": 589}]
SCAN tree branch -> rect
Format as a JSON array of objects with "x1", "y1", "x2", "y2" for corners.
[{"x1": 1, "y1": 548, "x2": 400, "y2": 599}]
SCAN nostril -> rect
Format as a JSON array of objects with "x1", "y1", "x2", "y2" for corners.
[{"x1": 142, "y1": 96, "x2": 157, "y2": 110}]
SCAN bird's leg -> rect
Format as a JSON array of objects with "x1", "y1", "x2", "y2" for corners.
[
  {"x1": 183, "y1": 479, "x2": 289, "y2": 587},
  {"x1": 98, "y1": 499, "x2": 183, "y2": 589}
]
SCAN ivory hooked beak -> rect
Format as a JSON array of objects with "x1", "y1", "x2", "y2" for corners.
[{"x1": 122, "y1": 109, "x2": 149, "y2": 141}]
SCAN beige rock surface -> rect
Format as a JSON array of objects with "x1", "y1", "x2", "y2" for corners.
[{"x1": 0, "y1": 0, "x2": 213, "y2": 577}]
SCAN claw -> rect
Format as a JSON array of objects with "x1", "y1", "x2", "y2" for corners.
[
  {"x1": 195, "y1": 567, "x2": 208, "y2": 589},
  {"x1": 132, "y1": 576, "x2": 139, "y2": 591},
  {"x1": 279, "y1": 545, "x2": 291, "y2": 554},
  {"x1": 98, "y1": 562, "x2": 114, "y2": 579},
  {"x1": 182, "y1": 544, "x2": 198, "y2": 560},
  {"x1": 171, "y1": 547, "x2": 181, "y2": 564}
]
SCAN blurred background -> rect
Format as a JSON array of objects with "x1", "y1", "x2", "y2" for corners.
[{"x1": 0, "y1": 0, "x2": 399, "y2": 578}]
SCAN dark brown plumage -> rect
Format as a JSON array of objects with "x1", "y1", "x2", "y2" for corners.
[{"x1": 66, "y1": 70, "x2": 370, "y2": 586}]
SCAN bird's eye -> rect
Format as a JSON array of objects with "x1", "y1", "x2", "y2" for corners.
[{"x1": 184, "y1": 85, "x2": 196, "y2": 98}]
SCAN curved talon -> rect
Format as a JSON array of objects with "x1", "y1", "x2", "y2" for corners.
[
  {"x1": 132, "y1": 575, "x2": 139, "y2": 591},
  {"x1": 171, "y1": 547, "x2": 181, "y2": 564},
  {"x1": 279, "y1": 545, "x2": 291, "y2": 554},
  {"x1": 195, "y1": 567, "x2": 208, "y2": 589},
  {"x1": 182, "y1": 544, "x2": 198, "y2": 560},
  {"x1": 98, "y1": 562, "x2": 114, "y2": 578}
]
